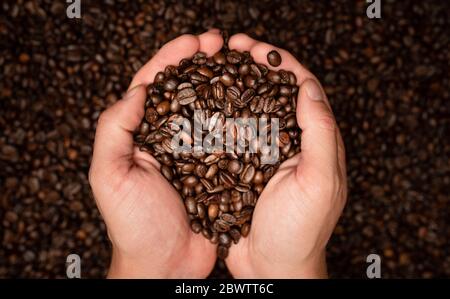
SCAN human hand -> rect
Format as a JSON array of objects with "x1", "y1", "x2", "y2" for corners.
[
  {"x1": 224, "y1": 34, "x2": 348, "y2": 278},
  {"x1": 89, "y1": 30, "x2": 224, "y2": 278}
]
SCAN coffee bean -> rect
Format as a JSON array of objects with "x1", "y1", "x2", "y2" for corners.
[
  {"x1": 267, "y1": 50, "x2": 282, "y2": 67},
  {"x1": 220, "y1": 213, "x2": 236, "y2": 225},
  {"x1": 156, "y1": 101, "x2": 170, "y2": 115},
  {"x1": 191, "y1": 220, "x2": 202, "y2": 234},
  {"x1": 219, "y1": 233, "x2": 232, "y2": 246},
  {"x1": 241, "y1": 164, "x2": 256, "y2": 184},
  {"x1": 161, "y1": 165, "x2": 174, "y2": 181},
  {"x1": 217, "y1": 245, "x2": 229, "y2": 259},
  {"x1": 145, "y1": 107, "x2": 158, "y2": 123},
  {"x1": 184, "y1": 197, "x2": 197, "y2": 214},
  {"x1": 202, "y1": 228, "x2": 212, "y2": 239},
  {"x1": 229, "y1": 228, "x2": 241, "y2": 244},
  {"x1": 197, "y1": 203, "x2": 206, "y2": 219},
  {"x1": 210, "y1": 232, "x2": 219, "y2": 244},
  {"x1": 220, "y1": 72, "x2": 235, "y2": 87},
  {"x1": 226, "y1": 86, "x2": 241, "y2": 101},
  {"x1": 244, "y1": 75, "x2": 257, "y2": 88},
  {"x1": 213, "y1": 51, "x2": 226, "y2": 65},
  {"x1": 208, "y1": 203, "x2": 219, "y2": 220},
  {"x1": 205, "y1": 164, "x2": 218, "y2": 179},
  {"x1": 164, "y1": 78, "x2": 179, "y2": 91},
  {"x1": 227, "y1": 160, "x2": 242, "y2": 174},
  {"x1": 226, "y1": 50, "x2": 242, "y2": 64},
  {"x1": 241, "y1": 223, "x2": 251, "y2": 237},
  {"x1": 195, "y1": 164, "x2": 208, "y2": 177},
  {"x1": 182, "y1": 175, "x2": 198, "y2": 187},
  {"x1": 241, "y1": 88, "x2": 256, "y2": 104},
  {"x1": 176, "y1": 88, "x2": 197, "y2": 105},
  {"x1": 197, "y1": 66, "x2": 214, "y2": 79}
]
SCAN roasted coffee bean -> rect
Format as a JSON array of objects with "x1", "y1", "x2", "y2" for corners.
[
  {"x1": 220, "y1": 213, "x2": 236, "y2": 225},
  {"x1": 190, "y1": 72, "x2": 209, "y2": 85},
  {"x1": 161, "y1": 165, "x2": 174, "y2": 181},
  {"x1": 184, "y1": 197, "x2": 197, "y2": 214},
  {"x1": 241, "y1": 164, "x2": 256, "y2": 184},
  {"x1": 182, "y1": 175, "x2": 198, "y2": 187},
  {"x1": 197, "y1": 66, "x2": 214, "y2": 79},
  {"x1": 145, "y1": 107, "x2": 159, "y2": 123},
  {"x1": 241, "y1": 223, "x2": 251, "y2": 237},
  {"x1": 217, "y1": 245, "x2": 229, "y2": 260},
  {"x1": 202, "y1": 228, "x2": 212, "y2": 239},
  {"x1": 219, "y1": 171, "x2": 236, "y2": 188},
  {"x1": 197, "y1": 203, "x2": 206, "y2": 219},
  {"x1": 267, "y1": 70, "x2": 281, "y2": 83},
  {"x1": 214, "y1": 219, "x2": 230, "y2": 233},
  {"x1": 241, "y1": 88, "x2": 256, "y2": 104},
  {"x1": 267, "y1": 50, "x2": 282, "y2": 67},
  {"x1": 195, "y1": 164, "x2": 208, "y2": 177},
  {"x1": 176, "y1": 88, "x2": 197, "y2": 105},
  {"x1": 212, "y1": 81, "x2": 225, "y2": 100},
  {"x1": 226, "y1": 86, "x2": 241, "y2": 101},
  {"x1": 219, "y1": 233, "x2": 232, "y2": 246},
  {"x1": 244, "y1": 75, "x2": 257, "y2": 88},
  {"x1": 156, "y1": 101, "x2": 170, "y2": 115},
  {"x1": 208, "y1": 203, "x2": 219, "y2": 220},
  {"x1": 213, "y1": 51, "x2": 226, "y2": 65},
  {"x1": 205, "y1": 164, "x2": 219, "y2": 179},
  {"x1": 253, "y1": 170, "x2": 264, "y2": 185},
  {"x1": 226, "y1": 50, "x2": 242, "y2": 64},
  {"x1": 210, "y1": 232, "x2": 219, "y2": 244},
  {"x1": 220, "y1": 72, "x2": 235, "y2": 87},
  {"x1": 219, "y1": 203, "x2": 229, "y2": 212},
  {"x1": 229, "y1": 228, "x2": 241, "y2": 244},
  {"x1": 164, "y1": 78, "x2": 179, "y2": 91},
  {"x1": 192, "y1": 52, "x2": 207, "y2": 65},
  {"x1": 191, "y1": 220, "x2": 202, "y2": 234},
  {"x1": 227, "y1": 160, "x2": 242, "y2": 174},
  {"x1": 217, "y1": 159, "x2": 229, "y2": 170},
  {"x1": 204, "y1": 154, "x2": 220, "y2": 165}
]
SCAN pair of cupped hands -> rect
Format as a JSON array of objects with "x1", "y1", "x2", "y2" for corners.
[{"x1": 89, "y1": 30, "x2": 347, "y2": 278}]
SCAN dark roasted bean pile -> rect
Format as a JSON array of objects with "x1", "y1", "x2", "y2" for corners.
[
  {"x1": 0, "y1": 1, "x2": 448, "y2": 278},
  {"x1": 134, "y1": 47, "x2": 301, "y2": 259}
]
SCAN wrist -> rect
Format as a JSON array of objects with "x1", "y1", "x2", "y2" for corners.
[
  {"x1": 246, "y1": 250, "x2": 328, "y2": 279},
  {"x1": 108, "y1": 248, "x2": 172, "y2": 278}
]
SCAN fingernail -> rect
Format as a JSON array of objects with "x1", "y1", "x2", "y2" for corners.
[
  {"x1": 304, "y1": 80, "x2": 323, "y2": 101},
  {"x1": 124, "y1": 84, "x2": 141, "y2": 100}
]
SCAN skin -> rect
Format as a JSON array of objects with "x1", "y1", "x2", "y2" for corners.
[{"x1": 89, "y1": 30, "x2": 347, "y2": 278}]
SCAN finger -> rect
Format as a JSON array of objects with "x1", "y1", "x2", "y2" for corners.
[
  {"x1": 296, "y1": 79, "x2": 338, "y2": 175},
  {"x1": 228, "y1": 33, "x2": 258, "y2": 52},
  {"x1": 198, "y1": 29, "x2": 224, "y2": 56},
  {"x1": 228, "y1": 33, "x2": 314, "y2": 84},
  {"x1": 129, "y1": 34, "x2": 200, "y2": 88},
  {"x1": 91, "y1": 84, "x2": 147, "y2": 176}
]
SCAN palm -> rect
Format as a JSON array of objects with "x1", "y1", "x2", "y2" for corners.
[
  {"x1": 226, "y1": 153, "x2": 340, "y2": 277},
  {"x1": 98, "y1": 154, "x2": 216, "y2": 277},
  {"x1": 90, "y1": 31, "x2": 224, "y2": 278}
]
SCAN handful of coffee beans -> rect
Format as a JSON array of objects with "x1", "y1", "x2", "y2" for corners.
[{"x1": 135, "y1": 43, "x2": 301, "y2": 259}]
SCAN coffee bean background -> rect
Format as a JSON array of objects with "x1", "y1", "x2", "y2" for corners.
[{"x1": 0, "y1": 0, "x2": 448, "y2": 278}]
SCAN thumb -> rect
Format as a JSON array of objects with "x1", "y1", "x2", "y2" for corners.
[
  {"x1": 91, "y1": 84, "x2": 147, "y2": 177},
  {"x1": 296, "y1": 79, "x2": 338, "y2": 176}
]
